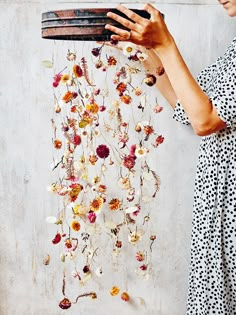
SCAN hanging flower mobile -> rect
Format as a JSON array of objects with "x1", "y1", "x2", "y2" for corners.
[{"x1": 44, "y1": 40, "x2": 165, "y2": 308}]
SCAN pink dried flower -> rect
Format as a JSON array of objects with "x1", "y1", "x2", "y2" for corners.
[
  {"x1": 153, "y1": 104, "x2": 163, "y2": 113},
  {"x1": 129, "y1": 144, "x2": 136, "y2": 157},
  {"x1": 136, "y1": 251, "x2": 145, "y2": 262},
  {"x1": 88, "y1": 212, "x2": 96, "y2": 223},
  {"x1": 96, "y1": 144, "x2": 110, "y2": 159},
  {"x1": 99, "y1": 105, "x2": 106, "y2": 112}
]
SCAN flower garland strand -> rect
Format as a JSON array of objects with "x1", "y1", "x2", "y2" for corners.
[{"x1": 44, "y1": 41, "x2": 165, "y2": 309}]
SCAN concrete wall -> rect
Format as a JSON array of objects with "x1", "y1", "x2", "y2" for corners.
[{"x1": 0, "y1": 1, "x2": 235, "y2": 315}]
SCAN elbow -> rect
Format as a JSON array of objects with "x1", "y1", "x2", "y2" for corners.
[{"x1": 192, "y1": 119, "x2": 226, "y2": 136}]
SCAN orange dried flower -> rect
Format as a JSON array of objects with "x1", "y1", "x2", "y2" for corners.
[
  {"x1": 86, "y1": 102, "x2": 99, "y2": 114},
  {"x1": 121, "y1": 292, "x2": 130, "y2": 302},
  {"x1": 98, "y1": 184, "x2": 107, "y2": 193},
  {"x1": 120, "y1": 94, "x2": 132, "y2": 105},
  {"x1": 109, "y1": 198, "x2": 121, "y2": 211},
  {"x1": 60, "y1": 74, "x2": 71, "y2": 84},
  {"x1": 90, "y1": 197, "x2": 104, "y2": 212},
  {"x1": 54, "y1": 139, "x2": 62, "y2": 149},
  {"x1": 62, "y1": 91, "x2": 77, "y2": 103},
  {"x1": 107, "y1": 56, "x2": 117, "y2": 66},
  {"x1": 116, "y1": 82, "x2": 127, "y2": 94},
  {"x1": 69, "y1": 183, "x2": 83, "y2": 202},
  {"x1": 110, "y1": 286, "x2": 120, "y2": 296},
  {"x1": 71, "y1": 220, "x2": 81, "y2": 232},
  {"x1": 89, "y1": 154, "x2": 98, "y2": 165}
]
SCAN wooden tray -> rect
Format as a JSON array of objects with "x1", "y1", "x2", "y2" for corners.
[{"x1": 41, "y1": 8, "x2": 151, "y2": 41}]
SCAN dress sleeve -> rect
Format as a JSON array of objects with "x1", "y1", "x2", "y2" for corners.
[
  {"x1": 208, "y1": 59, "x2": 236, "y2": 127},
  {"x1": 172, "y1": 101, "x2": 190, "y2": 125}
]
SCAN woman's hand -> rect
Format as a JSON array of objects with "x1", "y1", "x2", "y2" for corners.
[{"x1": 105, "y1": 3, "x2": 173, "y2": 51}]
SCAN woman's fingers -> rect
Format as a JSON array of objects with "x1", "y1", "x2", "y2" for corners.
[
  {"x1": 105, "y1": 24, "x2": 130, "y2": 40},
  {"x1": 107, "y1": 11, "x2": 136, "y2": 31},
  {"x1": 114, "y1": 4, "x2": 147, "y2": 24}
]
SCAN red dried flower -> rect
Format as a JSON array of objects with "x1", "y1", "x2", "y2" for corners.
[
  {"x1": 59, "y1": 298, "x2": 71, "y2": 310},
  {"x1": 143, "y1": 125, "x2": 154, "y2": 135},
  {"x1": 73, "y1": 134, "x2": 81, "y2": 146},
  {"x1": 52, "y1": 233, "x2": 61, "y2": 244},
  {"x1": 155, "y1": 135, "x2": 165, "y2": 146},
  {"x1": 96, "y1": 144, "x2": 110, "y2": 159},
  {"x1": 73, "y1": 64, "x2": 83, "y2": 77},
  {"x1": 123, "y1": 155, "x2": 136, "y2": 170}
]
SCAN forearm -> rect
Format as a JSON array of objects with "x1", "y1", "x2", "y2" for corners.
[
  {"x1": 142, "y1": 49, "x2": 178, "y2": 108},
  {"x1": 156, "y1": 40, "x2": 226, "y2": 135}
]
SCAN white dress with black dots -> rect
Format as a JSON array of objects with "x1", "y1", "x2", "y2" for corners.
[{"x1": 173, "y1": 38, "x2": 236, "y2": 314}]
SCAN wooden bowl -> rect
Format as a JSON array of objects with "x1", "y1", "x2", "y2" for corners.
[{"x1": 41, "y1": 8, "x2": 151, "y2": 41}]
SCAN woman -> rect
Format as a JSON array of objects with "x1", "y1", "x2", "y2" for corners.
[{"x1": 106, "y1": 2, "x2": 236, "y2": 314}]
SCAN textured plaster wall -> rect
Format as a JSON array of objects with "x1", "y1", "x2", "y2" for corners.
[{"x1": 0, "y1": 1, "x2": 235, "y2": 315}]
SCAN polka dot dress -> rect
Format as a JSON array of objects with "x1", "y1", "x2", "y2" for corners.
[{"x1": 173, "y1": 38, "x2": 236, "y2": 314}]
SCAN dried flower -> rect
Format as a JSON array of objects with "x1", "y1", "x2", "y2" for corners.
[
  {"x1": 43, "y1": 254, "x2": 51, "y2": 265},
  {"x1": 61, "y1": 74, "x2": 71, "y2": 84},
  {"x1": 115, "y1": 240, "x2": 122, "y2": 248},
  {"x1": 91, "y1": 47, "x2": 101, "y2": 57},
  {"x1": 118, "y1": 176, "x2": 131, "y2": 190},
  {"x1": 121, "y1": 292, "x2": 130, "y2": 302},
  {"x1": 89, "y1": 154, "x2": 98, "y2": 165},
  {"x1": 62, "y1": 91, "x2": 78, "y2": 103},
  {"x1": 153, "y1": 104, "x2": 163, "y2": 113},
  {"x1": 73, "y1": 64, "x2": 83, "y2": 77},
  {"x1": 54, "y1": 139, "x2": 62, "y2": 149},
  {"x1": 90, "y1": 197, "x2": 104, "y2": 212},
  {"x1": 136, "y1": 251, "x2": 145, "y2": 262},
  {"x1": 73, "y1": 134, "x2": 81, "y2": 146},
  {"x1": 88, "y1": 212, "x2": 96, "y2": 223},
  {"x1": 156, "y1": 65, "x2": 165, "y2": 76},
  {"x1": 69, "y1": 183, "x2": 83, "y2": 202},
  {"x1": 107, "y1": 56, "x2": 117, "y2": 66},
  {"x1": 52, "y1": 233, "x2": 61, "y2": 244},
  {"x1": 123, "y1": 43, "x2": 136, "y2": 56},
  {"x1": 134, "y1": 87, "x2": 142, "y2": 96},
  {"x1": 67, "y1": 50, "x2": 76, "y2": 61},
  {"x1": 96, "y1": 144, "x2": 110, "y2": 159},
  {"x1": 98, "y1": 184, "x2": 107, "y2": 193},
  {"x1": 116, "y1": 82, "x2": 127, "y2": 95},
  {"x1": 83, "y1": 265, "x2": 90, "y2": 273},
  {"x1": 136, "y1": 51, "x2": 148, "y2": 61},
  {"x1": 140, "y1": 264, "x2": 148, "y2": 271},
  {"x1": 123, "y1": 155, "x2": 136, "y2": 170},
  {"x1": 86, "y1": 102, "x2": 99, "y2": 114},
  {"x1": 143, "y1": 125, "x2": 154, "y2": 136},
  {"x1": 134, "y1": 145, "x2": 149, "y2": 158},
  {"x1": 53, "y1": 73, "x2": 62, "y2": 87},
  {"x1": 110, "y1": 286, "x2": 120, "y2": 296},
  {"x1": 154, "y1": 135, "x2": 165, "y2": 147},
  {"x1": 59, "y1": 297, "x2": 71, "y2": 309},
  {"x1": 108, "y1": 198, "x2": 121, "y2": 211},
  {"x1": 71, "y1": 220, "x2": 81, "y2": 232},
  {"x1": 144, "y1": 74, "x2": 157, "y2": 87},
  {"x1": 120, "y1": 94, "x2": 132, "y2": 105}
]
